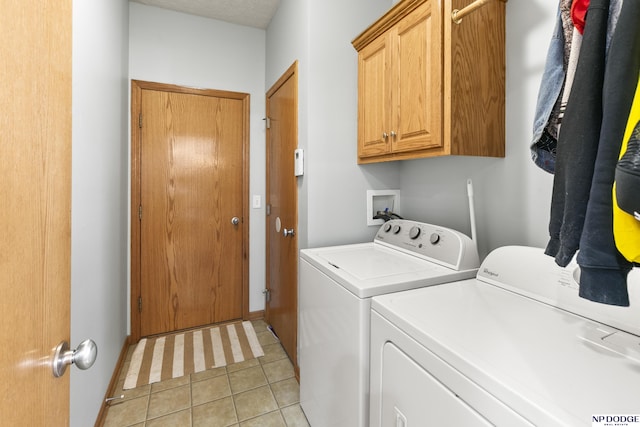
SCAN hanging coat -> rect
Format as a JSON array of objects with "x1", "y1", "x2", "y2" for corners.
[
  {"x1": 545, "y1": 0, "x2": 609, "y2": 266},
  {"x1": 577, "y1": 0, "x2": 640, "y2": 306}
]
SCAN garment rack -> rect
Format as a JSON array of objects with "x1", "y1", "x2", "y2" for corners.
[{"x1": 452, "y1": 0, "x2": 508, "y2": 24}]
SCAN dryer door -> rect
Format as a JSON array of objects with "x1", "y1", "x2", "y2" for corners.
[
  {"x1": 381, "y1": 342, "x2": 491, "y2": 426},
  {"x1": 370, "y1": 310, "x2": 533, "y2": 427}
]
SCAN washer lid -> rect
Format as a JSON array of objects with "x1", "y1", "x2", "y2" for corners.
[
  {"x1": 372, "y1": 275, "x2": 640, "y2": 426},
  {"x1": 300, "y1": 243, "x2": 477, "y2": 298},
  {"x1": 319, "y1": 245, "x2": 432, "y2": 279}
]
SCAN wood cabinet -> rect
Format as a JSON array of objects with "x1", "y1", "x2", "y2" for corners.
[{"x1": 352, "y1": 0, "x2": 505, "y2": 163}]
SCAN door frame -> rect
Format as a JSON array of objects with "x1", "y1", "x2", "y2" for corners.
[{"x1": 130, "y1": 80, "x2": 250, "y2": 341}]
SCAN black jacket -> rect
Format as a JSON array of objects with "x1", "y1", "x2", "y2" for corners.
[{"x1": 576, "y1": 0, "x2": 640, "y2": 306}]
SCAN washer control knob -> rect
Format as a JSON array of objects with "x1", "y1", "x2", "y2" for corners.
[
  {"x1": 409, "y1": 226, "x2": 421, "y2": 239},
  {"x1": 430, "y1": 233, "x2": 441, "y2": 245},
  {"x1": 383, "y1": 223, "x2": 392, "y2": 233},
  {"x1": 392, "y1": 225, "x2": 401, "y2": 234}
]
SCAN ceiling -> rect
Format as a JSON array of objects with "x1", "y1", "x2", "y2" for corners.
[{"x1": 131, "y1": 0, "x2": 281, "y2": 29}]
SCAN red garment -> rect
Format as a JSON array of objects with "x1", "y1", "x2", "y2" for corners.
[{"x1": 571, "y1": 0, "x2": 590, "y2": 34}]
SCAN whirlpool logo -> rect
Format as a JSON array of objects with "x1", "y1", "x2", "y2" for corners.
[
  {"x1": 482, "y1": 268, "x2": 499, "y2": 278},
  {"x1": 592, "y1": 415, "x2": 640, "y2": 426}
]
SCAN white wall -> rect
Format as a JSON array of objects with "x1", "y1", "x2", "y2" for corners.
[
  {"x1": 306, "y1": 0, "x2": 403, "y2": 248},
  {"x1": 71, "y1": 1, "x2": 129, "y2": 425},
  {"x1": 129, "y1": 3, "x2": 267, "y2": 313},
  {"x1": 266, "y1": 0, "x2": 399, "y2": 251},
  {"x1": 399, "y1": 1, "x2": 555, "y2": 258},
  {"x1": 267, "y1": 0, "x2": 557, "y2": 258}
]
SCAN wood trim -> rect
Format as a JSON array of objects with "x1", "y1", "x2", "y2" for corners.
[
  {"x1": 352, "y1": 0, "x2": 425, "y2": 50},
  {"x1": 266, "y1": 61, "x2": 299, "y2": 98},
  {"x1": 130, "y1": 81, "x2": 142, "y2": 343},
  {"x1": 241, "y1": 91, "x2": 252, "y2": 321},
  {"x1": 130, "y1": 80, "x2": 251, "y2": 342},
  {"x1": 93, "y1": 336, "x2": 131, "y2": 427},
  {"x1": 247, "y1": 310, "x2": 265, "y2": 321},
  {"x1": 131, "y1": 80, "x2": 248, "y2": 100}
]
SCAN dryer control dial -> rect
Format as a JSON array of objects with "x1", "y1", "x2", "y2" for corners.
[
  {"x1": 393, "y1": 225, "x2": 402, "y2": 234},
  {"x1": 430, "y1": 233, "x2": 441, "y2": 245},
  {"x1": 384, "y1": 223, "x2": 392, "y2": 233},
  {"x1": 409, "y1": 226, "x2": 421, "y2": 239}
]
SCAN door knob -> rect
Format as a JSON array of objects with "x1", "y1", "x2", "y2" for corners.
[
  {"x1": 283, "y1": 228, "x2": 295, "y2": 237},
  {"x1": 231, "y1": 217, "x2": 240, "y2": 225},
  {"x1": 52, "y1": 339, "x2": 98, "y2": 378}
]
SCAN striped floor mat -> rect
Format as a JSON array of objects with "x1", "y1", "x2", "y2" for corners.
[{"x1": 123, "y1": 321, "x2": 264, "y2": 389}]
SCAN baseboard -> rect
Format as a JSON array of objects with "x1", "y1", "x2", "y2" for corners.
[
  {"x1": 247, "y1": 309, "x2": 264, "y2": 321},
  {"x1": 93, "y1": 335, "x2": 132, "y2": 427}
]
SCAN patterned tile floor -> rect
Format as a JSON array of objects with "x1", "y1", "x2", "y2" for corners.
[{"x1": 103, "y1": 320, "x2": 310, "y2": 427}]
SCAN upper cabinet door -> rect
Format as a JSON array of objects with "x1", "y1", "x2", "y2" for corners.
[
  {"x1": 358, "y1": 33, "x2": 392, "y2": 158},
  {"x1": 392, "y1": 0, "x2": 442, "y2": 154}
]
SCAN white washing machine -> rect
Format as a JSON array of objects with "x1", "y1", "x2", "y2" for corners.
[
  {"x1": 370, "y1": 246, "x2": 640, "y2": 426},
  {"x1": 299, "y1": 219, "x2": 480, "y2": 427}
]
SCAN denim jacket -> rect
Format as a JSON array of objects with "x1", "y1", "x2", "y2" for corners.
[{"x1": 530, "y1": 6, "x2": 566, "y2": 174}]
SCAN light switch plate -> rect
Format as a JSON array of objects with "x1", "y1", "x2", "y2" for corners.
[{"x1": 252, "y1": 195, "x2": 262, "y2": 209}]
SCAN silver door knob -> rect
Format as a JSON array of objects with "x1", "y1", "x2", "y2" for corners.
[
  {"x1": 52, "y1": 339, "x2": 98, "y2": 378},
  {"x1": 283, "y1": 228, "x2": 295, "y2": 237},
  {"x1": 390, "y1": 131, "x2": 397, "y2": 137},
  {"x1": 231, "y1": 217, "x2": 240, "y2": 225}
]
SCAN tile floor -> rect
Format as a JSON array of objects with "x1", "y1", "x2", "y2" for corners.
[{"x1": 103, "y1": 320, "x2": 310, "y2": 427}]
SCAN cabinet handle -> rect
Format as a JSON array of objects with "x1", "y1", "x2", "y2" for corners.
[
  {"x1": 382, "y1": 132, "x2": 388, "y2": 140},
  {"x1": 390, "y1": 131, "x2": 397, "y2": 138}
]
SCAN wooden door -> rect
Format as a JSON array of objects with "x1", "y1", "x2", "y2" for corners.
[
  {"x1": 0, "y1": 0, "x2": 72, "y2": 424},
  {"x1": 392, "y1": 0, "x2": 442, "y2": 153},
  {"x1": 265, "y1": 63, "x2": 299, "y2": 371},
  {"x1": 131, "y1": 81, "x2": 249, "y2": 339},
  {"x1": 357, "y1": 34, "x2": 392, "y2": 159}
]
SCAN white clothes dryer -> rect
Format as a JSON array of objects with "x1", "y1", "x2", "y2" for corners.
[
  {"x1": 298, "y1": 219, "x2": 480, "y2": 427},
  {"x1": 370, "y1": 246, "x2": 640, "y2": 426}
]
